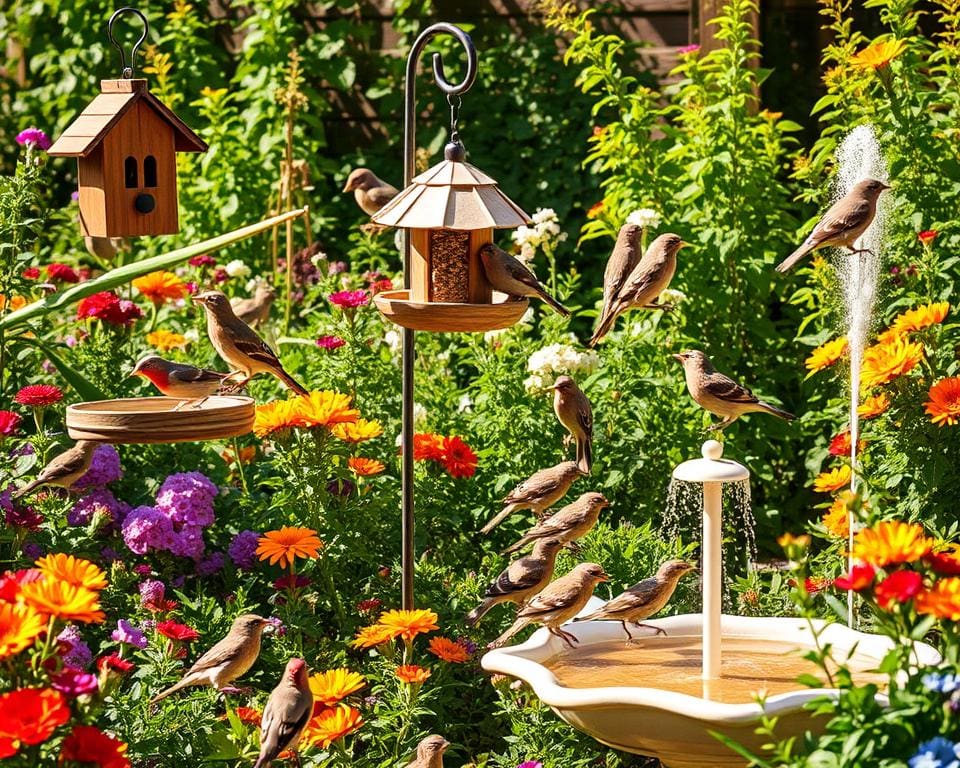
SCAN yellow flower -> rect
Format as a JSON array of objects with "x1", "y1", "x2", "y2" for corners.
[
  {"x1": 294, "y1": 390, "x2": 359, "y2": 429},
  {"x1": 350, "y1": 623, "x2": 399, "y2": 649},
  {"x1": 812, "y1": 465, "x2": 851, "y2": 493},
  {"x1": 256, "y1": 527, "x2": 322, "y2": 568},
  {"x1": 132, "y1": 271, "x2": 187, "y2": 306},
  {"x1": 0, "y1": 602, "x2": 45, "y2": 659},
  {"x1": 858, "y1": 393, "x2": 890, "y2": 419},
  {"x1": 860, "y1": 337, "x2": 923, "y2": 389},
  {"x1": 348, "y1": 457, "x2": 385, "y2": 476},
  {"x1": 309, "y1": 669, "x2": 366, "y2": 706},
  {"x1": 777, "y1": 532, "x2": 811, "y2": 550},
  {"x1": 805, "y1": 337, "x2": 848, "y2": 374},
  {"x1": 253, "y1": 400, "x2": 303, "y2": 439},
  {"x1": 395, "y1": 665, "x2": 431, "y2": 684},
  {"x1": 889, "y1": 302, "x2": 950, "y2": 336},
  {"x1": 925, "y1": 378, "x2": 960, "y2": 426},
  {"x1": 852, "y1": 520, "x2": 933, "y2": 567},
  {"x1": 331, "y1": 419, "x2": 384, "y2": 443},
  {"x1": 146, "y1": 329, "x2": 188, "y2": 351},
  {"x1": 35, "y1": 554, "x2": 107, "y2": 592},
  {"x1": 822, "y1": 498, "x2": 851, "y2": 539},
  {"x1": 20, "y1": 578, "x2": 105, "y2": 624},
  {"x1": 916, "y1": 578, "x2": 960, "y2": 621},
  {"x1": 377, "y1": 609, "x2": 439, "y2": 642},
  {"x1": 758, "y1": 109, "x2": 783, "y2": 121},
  {"x1": 850, "y1": 38, "x2": 907, "y2": 71},
  {"x1": 301, "y1": 704, "x2": 363, "y2": 749},
  {"x1": 200, "y1": 86, "x2": 228, "y2": 100}
]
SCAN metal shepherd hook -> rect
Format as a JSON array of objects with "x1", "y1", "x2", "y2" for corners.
[
  {"x1": 107, "y1": 7, "x2": 149, "y2": 79},
  {"x1": 400, "y1": 24, "x2": 477, "y2": 610}
]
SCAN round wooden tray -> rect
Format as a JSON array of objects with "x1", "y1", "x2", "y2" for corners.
[
  {"x1": 67, "y1": 396, "x2": 255, "y2": 444},
  {"x1": 374, "y1": 289, "x2": 529, "y2": 333}
]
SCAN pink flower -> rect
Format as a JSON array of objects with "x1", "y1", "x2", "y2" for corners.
[
  {"x1": 14, "y1": 384, "x2": 63, "y2": 407},
  {"x1": 22, "y1": 267, "x2": 40, "y2": 279},
  {"x1": 47, "y1": 263, "x2": 80, "y2": 283},
  {"x1": 677, "y1": 44, "x2": 700, "y2": 55},
  {"x1": 518, "y1": 762, "x2": 543, "y2": 768},
  {"x1": 316, "y1": 335, "x2": 346, "y2": 350},
  {"x1": 16, "y1": 127, "x2": 51, "y2": 150},
  {"x1": 0, "y1": 410, "x2": 21, "y2": 436},
  {"x1": 328, "y1": 290, "x2": 369, "y2": 309},
  {"x1": 51, "y1": 667, "x2": 99, "y2": 697},
  {"x1": 188, "y1": 254, "x2": 216, "y2": 268},
  {"x1": 834, "y1": 564, "x2": 877, "y2": 592}
]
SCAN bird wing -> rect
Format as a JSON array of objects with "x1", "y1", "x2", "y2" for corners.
[
  {"x1": 231, "y1": 326, "x2": 283, "y2": 367},
  {"x1": 183, "y1": 633, "x2": 243, "y2": 675},
  {"x1": 170, "y1": 364, "x2": 228, "y2": 384},
  {"x1": 518, "y1": 587, "x2": 573, "y2": 619},
  {"x1": 504, "y1": 472, "x2": 564, "y2": 504},
  {"x1": 366, "y1": 185, "x2": 398, "y2": 208},
  {"x1": 603, "y1": 227, "x2": 642, "y2": 307},
  {"x1": 503, "y1": 258, "x2": 546, "y2": 293},
  {"x1": 487, "y1": 559, "x2": 543, "y2": 598},
  {"x1": 810, "y1": 197, "x2": 871, "y2": 247},
  {"x1": 702, "y1": 371, "x2": 759, "y2": 406},
  {"x1": 37, "y1": 446, "x2": 90, "y2": 483},
  {"x1": 576, "y1": 396, "x2": 593, "y2": 439}
]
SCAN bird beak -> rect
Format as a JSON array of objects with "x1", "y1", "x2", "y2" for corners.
[
  {"x1": 678, "y1": 240, "x2": 690, "y2": 249},
  {"x1": 342, "y1": 180, "x2": 354, "y2": 192},
  {"x1": 881, "y1": 182, "x2": 892, "y2": 190},
  {"x1": 599, "y1": 574, "x2": 609, "y2": 583},
  {"x1": 191, "y1": 295, "x2": 204, "y2": 304},
  {"x1": 671, "y1": 353, "x2": 684, "y2": 362}
]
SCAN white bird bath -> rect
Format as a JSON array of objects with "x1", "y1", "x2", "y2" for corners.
[{"x1": 481, "y1": 441, "x2": 941, "y2": 767}]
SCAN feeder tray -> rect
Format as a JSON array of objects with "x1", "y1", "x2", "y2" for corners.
[
  {"x1": 374, "y1": 289, "x2": 528, "y2": 333},
  {"x1": 66, "y1": 396, "x2": 254, "y2": 444}
]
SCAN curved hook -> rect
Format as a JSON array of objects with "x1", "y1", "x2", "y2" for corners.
[
  {"x1": 407, "y1": 22, "x2": 478, "y2": 100},
  {"x1": 107, "y1": 7, "x2": 149, "y2": 79}
]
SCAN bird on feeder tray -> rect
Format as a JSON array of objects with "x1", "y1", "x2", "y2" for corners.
[
  {"x1": 551, "y1": 375, "x2": 593, "y2": 474},
  {"x1": 403, "y1": 735, "x2": 450, "y2": 768},
  {"x1": 343, "y1": 168, "x2": 399, "y2": 216},
  {"x1": 253, "y1": 657, "x2": 313, "y2": 768},
  {"x1": 479, "y1": 243, "x2": 569, "y2": 316},
  {"x1": 231, "y1": 281, "x2": 276, "y2": 328},
  {"x1": 131, "y1": 355, "x2": 232, "y2": 409},
  {"x1": 12, "y1": 440, "x2": 99, "y2": 499},
  {"x1": 502, "y1": 492, "x2": 609, "y2": 556},
  {"x1": 480, "y1": 460, "x2": 584, "y2": 535}
]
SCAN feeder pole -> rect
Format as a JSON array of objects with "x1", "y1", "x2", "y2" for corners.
[{"x1": 400, "y1": 24, "x2": 477, "y2": 610}]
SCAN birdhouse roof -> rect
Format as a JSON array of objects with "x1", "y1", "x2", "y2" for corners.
[
  {"x1": 48, "y1": 79, "x2": 207, "y2": 157},
  {"x1": 372, "y1": 157, "x2": 529, "y2": 231}
]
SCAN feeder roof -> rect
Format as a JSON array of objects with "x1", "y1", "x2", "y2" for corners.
[{"x1": 372, "y1": 145, "x2": 529, "y2": 231}]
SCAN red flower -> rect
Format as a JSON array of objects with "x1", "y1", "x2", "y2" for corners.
[
  {"x1": 874, "y1": 570, "x2": 923, "y2": 609},
  {"x1": 369, "y1": 279, "x2": 393, "y2": 295},
  {"x1": 272, "y1": 574, "x2": 312, "y2": 591},
  {"x1": 188, "y1": 254, "x2": 216, "y2": 268},
  {"x1": 328, "y1": 290, "x2": 369, "y2": 309},
  {"x1": 0, "y1": 687, "x2": 70, "y2": 758},
  {"x1": 46, "y1": 263, "x2": 80, "y2": 283},
  {"x1": 232, "y1": 706, "x2": 261, "y2": 726},
  {"x1": 76, "y1": 291, "x2": 142, "y2": 326},
  {"x1": 59, "y1": 725, "x2": 130, "y2": 768},
  {"x1": 790, "y1": 577, "x2": 831, "y2": 594},
  {"x1": 918, "y1": 230, "x2": 938, "y2": 246},
  {"x1": 413, "y1": 433, "x2": 444, "y2": 462},
  {"x1": 927, "y1": 547, "x2": 960, "y2": 576},
  {"x1": 156, "y1": 620, "x2": 199, "y2": 642},
  {"x1": 22, "y1": 267, "x2": 40, "y2": 280},
  {"x1": 828, "y1": 430, "x2": 864, "y2": 457},
  {"x1": 0, "y1": 569, "x2": 42, "y2": 602},
  {"x1": 96, "y1": 654, "x2": 134, "y2": 674},
  {"x1": 14, "y1": 384, "x2": 63, "y2": 407},
  {"x1": 834, "y1": 563, "x2": 877, "y2": 592},
  {"x1": 440, "y1": 436, "x2": 478, "y2": 479},
  {"x1": 316, "y1": 335, "x2": 346, "y2": 351},
  {"x1": 0, "y1": 411, "x2": 21, "y2": 436}
]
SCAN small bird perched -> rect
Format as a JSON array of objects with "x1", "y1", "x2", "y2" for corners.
[
  {"x1": 503, "y1": 492, "x2": 609, "y2": 556},
  {"x1": 596, "y1": 223, "x2": 642, "y2": 331},
  {"x1": 479, "y1": 461, "x2": 583, "y2": 535},
  {"x1": 465, "y1": 538, "x2": 565, "y2": 627},
  {"x1": 776, "y1": 178, "x2": 890, "y2": 273},
  {"x1": 489, "y1": 562, "x2": 609, "y2": 649},
  {"x1": 193, "y1": 291, "x2": 308, "y2": 396},
  {"x1": 12, "y1": 440, "x2": 98, "y2": 499},
  {"x1": 131, "y1": 355, "x2": 231, "y2": 409},
  {"x1": 343, "y1": 168, "x2": 399, "y2": 216},
  {"x1": 574, "y1": 559, "x2": 696, "y2": 639},
  {"x1": 552, "y1": 376, "x2": 593, "y2": 474},
  {"x1": 83, "y1": 236, "x2": 124, "y2": 261},
  {"x1": 589, "y1": 232, "x2": 686, "y2": 347},
  {"x1": 253, "y1": 657, "x2": 313, "y2": 768},
  {"x1": 479, "y1": 243, "x2": 570, "y2": 316},
  {"x1": 231, "y1": 281, "x2": 276, "y2": 328},
  {"x1": 404, "y1": 735, "x2": 450, "y2": 768},
  {"x1": 150, "y1": 614, "x2": 272, "y2": 705},
  {"x1": 673, "y1": 350, "x2": 796, "y2": 431}
]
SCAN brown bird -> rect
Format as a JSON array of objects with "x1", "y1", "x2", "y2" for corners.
[
  {"x1": 502, "y1": 492, "x2": 609, "y2": 556},
  {"x1": 192, "y1": 291, "x2": 308, "y2": 396},
  {"x1": 404, "y1": 735, "x2": 450, "y2": 768},
  {"x1": 480, "y1": 461, "x2": 583, "y2": 535},
  {"x1": 131, "y1": 355, "x2": 231, "y2": 408},
  {"x1": 574, "y1": 559, "x2": 696, "y2": 639},
  {"x1": 150, "y1": 614, "x2": 271, "y2": 705},
  {"x1": 465, "y1": 538, "x2": 565, "y2": 627},
  {"x1": 12, "y1": 440, "x2": 99, "y2": 499},
  {"x1": 343, "y1": 168, "x2": 399, "y2": 216},
  {"x1": 776, "y1": 178, "x2": 890, "y2": 273},
  {"x1": 253, "y1": 657, "x2": 313, "y2": 768},
  {"x1": 479, "y1": 243, "x2": 570, "y2": 316},
  {"x1": 83, "y1": 236, "x2": 124, "y2": 261},
  {"x1": 589, "y1": 232, "x2": 686, "y2": 346},
  {"x1": 673, "y1": 350, "x2": 795, "y2": 431},
  {"x1": 231, "y1": 281, "x2": 276, "y2": 328},
  {"x1": 552, "y1": 376, "x2": 593, "y2": 474},
  {"x1": 596, "y1": 223, "x2": 642, "y2": 333},
  {"x1": 488, "y1": 562, "x2": 609, "y2": 649}
]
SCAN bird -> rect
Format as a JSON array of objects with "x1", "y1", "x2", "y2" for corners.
[
  {"x1": 192, "y1": 291, "x2": 308, "y2": 396},
  {"x1": 253, "y1": 657, "x2": 313, "y2": 768},
  {"x1": 231, "y1": 281, "x2": 276, "y2": 328},
  {"x1": 488, "y1": 562, "x2": 609, "y2": 649},
  {"x1": 776, "y1": 178, "x2": 890, "y2": 273},
  {"x1": 479, "y1": 243, "x2": 570, "y2": 316},
  {"x1": 552, "y1": 376, "x2": 593, "y2": 474},
  {"x1": 479, "y1": 461, "x2": 583, "y2": 535},
  {"x1": 12, "y1": 440, "x2": 99, "y2": 499},
  {"x1": 573, "y1": 559, "x2": 696, "y2": 639},
  {"x1": 589, "y1": 232, "x2": 686, "y2": 347},
  {"x1": 596, "y1": 223, "x2": 642, "y2": 330},
  {"x1": 149, "y1": 614, "x2": 271, "y2": 705},
  {"x1": 131, "y1": 355, "x2": 231, "y2": 409},
  {"x1": 83, "y1": 236, "x2": 125, "y2": 261},
  {"x1": 672, "y1": 350, "x2": 796, "y2": 431},
  {"x1": 465, "y1": 538, "x2": 565, "y2": 627},
  {"x1": 404, "y1": 735, "x2": 450, "y2": 768},
  {"x1": 343, "y1": 168, "x2": 399, "y2": 216},
  {"x1": 502, "y1": 492, "x2": 609, "y2": 556}
]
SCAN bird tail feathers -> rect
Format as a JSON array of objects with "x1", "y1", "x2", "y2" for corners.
[
  {"x1": 759, "y1": 401, "x2": 796, "y2": 421},
  {"x1": 576, "y1": 438, "x2": 592, "y2": 475},
  {"x1": 588, "y1": 309, "x2": 618, "y2": 347},
  {"x1": 537, "y1": 288, "x2": 571, "y2": 317},
  {"x1": 489, "y1": 617, "x2": 529, "y2": 649},
  {"x1": 480, "y1": 503, "x2": 519, "y2": 535},
  {"x1": 149, "y1": 676, "x2": 194, "y2": 706},
  {"x1": 11, "y1": 480, "x2": 40, "y2": 500},
  {"x1": 465, "y1": 599, "x2": 495, "y2": 627},
  {"x1": 275, "y1": 367, "x2": 309, "y2": 397},
  {"x1": 775, "y1": 241, "x2": 813, "y2": 273},
  {"x1": 501, "y1": 536, "x2": 530, "y2": 556}
]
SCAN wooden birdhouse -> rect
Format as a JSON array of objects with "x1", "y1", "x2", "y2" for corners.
[
  {"x1": 372, "y1": 141, "x2": 531, "y2": 333},
  {"x1": 48, "y1": 78, "x2": 207, "y2": 238}
]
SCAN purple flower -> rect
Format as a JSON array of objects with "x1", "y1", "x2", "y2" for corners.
[
  {"x1": 51, "y1": 667, "x2": 99, "y2": 697},
  {"x1": 70, "y1": 190, "x2": 80, "y2": 202},
  {"x1": 228, "y1": 530, "x2": 260, "y2": 571},
  {"x1": 457, "y1": 636, "x2": 478, "y2": 655},
  {"x1": 21, "y1": 541, "x2": 44, "y2": 560},
  {"x1": 156, "y1": 471, "x2": 217, "y2": 527},
  {"x1": 517, "y1": 762, "x2": 543, "y2": 768},
  {"x1": 111, "y1": 619, "x2": 147, "y2": 649},
  {"x1": 327, "y1": 260, "x2": 347, "y2": 275},
  {"x1": 266, "y1": 616, "x2": 287, "y2": 637},
  {"x1": 57, "y1": 626, "x2": 92, "y2": 669},
  {"x1": 68, "y1": 488, "x2": 129, "y2": 527},
  {"x1": 73, "y1": 444, "x2": 122, "y2": 489},
  {"x1": 316, "y1": 335, "x2": 346, "y2": 351},
  {"x1": 133, "y1": 565, "x2": 153, "y2": 576},
  {"x1": 139, "y1": 579, "x2": 165, "y2": 608},
  {"x1": 122, "y1": 505, "x2": 175, "y2": 555},
  {"x1": 16, "y1": 127, "x2": 51, "y2": 150},
  {"x1": 327, "y1": 477, "x2": 355, "y2": 497},
  {"x1": 196, "y1": 551, "x2": 225, "y2": 576},
  {"x1": 169, "y1": 523, "x2": 206, "y2": 559}
]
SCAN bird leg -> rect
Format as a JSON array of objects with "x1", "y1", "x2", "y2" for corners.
[
  {"x1": 630, "y1": 621, "x2": 667, "y2": 638},
  {"x1": 172, "y1": 396, "x2": 211, "y2": 412},
  {"x1": 549, "y1": 626, "x2": 580, "y2": 648},
  {"x1": 217, "y1": 685, "x2": 252, "y2": 695},
  {"x1": 564, "y1": 541, "x2": 584, "y2": 557},
  {"x1": 643, "y1": 301, "x2": 674, "y2": 312},
  {"x1": 222, "y1": 375, "x2": 252, "y2": 394},
  {"x1": 620, "y1": 621, "x2": 634, "y2": 641},
  {"x1": 704, "y1": 416, "x2": 736, "y2": 433},
  {"x1": 171, "y1": 400, "x2": 191, "y2": 412}
]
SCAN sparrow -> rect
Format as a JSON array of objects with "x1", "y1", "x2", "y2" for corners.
[
  {"x1": 465, "y1": 538, "x2": 564, "y2": 627},
  {"x1": 479, "y1": 461, "x2": 583, "y2": 535},
  {"x1": 574, "y1": 559, "x2": 696, "y2": 639},
  {"x1": 150, "y1": 614, "x2": 271, "y2": 705},
  {"x1": 343, "y1": 168, "x2": 399, "y2": 216},
  {"x1": 589, "y1": 232, "x2": 686, "y2": 346},
  {"x1": 552, "y1": 376, "x2": 593, "y2": 474},
  {"x1": 776, "y1": 178, "x2": 890, "y2": 273},
  {"x1": 502, "y1": 492, "x2": 609, "y2": 555},
  {"x1": 192, "y1": 291, "x2": 308, "y2": 396},
  {"x1": 488, "y1": 562, "x2": 608, "y2": 649},
  {"x1": 404, "y1": 734, "x2": 450, "y2": 768},
  {"x1": 479, "y1": 244, "x2": 570, "y2": 316},
  {"x1": 231, "y1": 281, "x2": 276, "y2": 328},
  {"x1": 253, "y1": 658, "x2": 313, "y2": 768},
  {"x1": 673, "y1": 350, "x2": 796, "y2": 431},
  {"x1": 83, "y1": 236, "x2": 125, "y2": 261},
  {"x1": 12, "y1": 440, "x2": 99, "y2": 499},
  {"x1": 131, "y1": 355, "x2": 231, "y2": 408},
  {"x1": 596, "y1": 223, "x2": 642, "y2": 334}
]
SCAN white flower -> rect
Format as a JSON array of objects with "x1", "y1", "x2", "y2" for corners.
[
  {"x1": 626, "y1": 208, "x2": 662, "y2": 230},
  {"x1": 183, "y1": 328, "x2": 200, "y2": 344},
  {"x1": 524, "y1": 342, "x2": 601, "y2": 391},
  {"x1": 384, "y1": 329, "x2": 402, "y2": 355},
  {"x1": 458, "y1": 394, "x2": 473, "y2": 413},
  {"x1": 309, "y1": 250, "x2": 328, "y2": 268},
  {"x1": 519, "y1": 307, "x2": 535, "y2": 326},
  {"x1": 245, "y1": 278, "x2": 259, "y2": 293},
  {"x1": 532, "y1": 208, "x2": 558, "y2": 225},
  {"x1": 413, "y1": 402, "x2": 428, "y2": 424},
  {"x1": 659, "y1": 288, "x2": 687, "y2": 306},
  {"x1": 224, "y1": 259, "x2": 251, "y2": 279},
  {"x1": 484, "y1": 327, "x2": 509, "y2": 343}
]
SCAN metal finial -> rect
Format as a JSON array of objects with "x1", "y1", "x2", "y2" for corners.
[{"x1": 107, "y1": 7, "x2": 149, "y2": 79}]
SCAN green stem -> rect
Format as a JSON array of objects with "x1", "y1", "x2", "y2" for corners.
[{"x1": 232, "y1": 436, "x2": 249, "y2": 495}]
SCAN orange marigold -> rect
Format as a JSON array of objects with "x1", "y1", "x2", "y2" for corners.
[
  {"x1": 350, "y1": 623, "x2": 399, "y2": 649},
  {"x1": 20, "y1": 578, "x2": 105, "y2": 624},
  {"x1": 852, "y1": 520, "x2": 933, "y2": 567},
  {"x1": 377, "y1": 608, "x2": 439, "y2": 642},
  {"x1": 412, "y1": 433, "x2": 444, "y2": 461},
  {"x1": 348, "y1": 457, "x2": 385, "y2": 476},
  {"x1": 427, "y1": 636, "x2": 470, "y2": 663},
  {"x1": 256, "y1": 527, "x2": 322, "y2": 568},
  {"x1": 253, "y1": 400, "x2": 303, "y2": 439},
  {"x1": 805, "y1": 337, "x2": 847, "y2": 374},
  {"x1": 860, "y1": 337, "x2": 923, "y2": 389},
  {"x1": 231, "y1": 706, "x2": 262, "y2": 726},
  {"x1": 36, "y1": 553, "x2": 107, "y2": 592},
  {"x1": 0, "y1": 602, "x2": 44, "y2": 659},
  {"x1": 821, "y1": 499, "x2": 851, "y2": 540},
  {"x1": 850, "y1": 38, "x2": 907, "y2": 70},
  {"x1": 888, "y1": 302, "x2": 949, "y2": 336},
  {"x1": 132, "y1": 271, "x2": 186, "y2": 306},
  {"x1": 331, "y1": 419, "x2": 383, "y2": 443},
  {"x1": 309, "y1": 668, "x2": 366, "y2": 706},
  {"x1": 858, "y1": 393, "x2": 890, "y2": 419},
  {"x1": 925, "y1": 378, "x2": 960, "y2": 427},
  {"x1": 301, "y1": 704, "x2": 363, "y2": 749},
  {"x1": 395, "y1": 665, "x2": 431, "y2": 684},
  {"x1": 812, "y1": 465, "x2": 851, "y2": 493},
  {"x1": 294, "y1": 390, "x2": 359, "y2": 429},
  {"x1": 915, "y1": 577, "x2": 960, "y2": 621}
]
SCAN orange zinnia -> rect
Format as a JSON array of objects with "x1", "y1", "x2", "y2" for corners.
[
  {"x1": 0, "y1": 688, "x2": 70, "y2": 757},
  {"x1": 812, "y1": 465, "x2": 851, "y2": 493},
  {"x1": 294, "y1": 391, "x2": 359, "y2": 429},
  {"x1": 0, "y1": 603, "x2": 45, "y2": 659},
  {"x1": 412, "y1": 433, "x2": 444, "y2": 461},
  {"x1": 395, "y1": 665, "x2": 431, "y2": 684},
  {"x1": 231, "y1": 707, "x2": 262, "y2": 727},
  {"x1": 805, "y1": 337, "x2": 848, "y2": 374},
  {"x1": 132, "y1": 271, "x2": 187, "y2": 306},
  {"x1": 256, "y1": 527, "x2": 322, "y2": 568},
  {"x1": 377, "y1": 608, "x2": 439, "y2": 642},
  {"x1": 925, "y1": 378, "x2": 960, "y2": 427},
  {"x1": 915, "y1": 577, "x2": 960, "y2": 621},
  {"x1": 888, "y1": 302, "x2": 949, "y2": 337},
  {"x1": 852, "y1": 520, "x2": 933, "y2": 567},
  {"x1": 350, "y1": 623, "x2": 399, "y2": 649},
  {"x1": 145, "y1": 329, "x2": 188, "y2": 351},
  {"x1": 20, "y1": 578, "x2": 105, "y2": 624},
  {"x1": 301, "y1": 704, "x2": 363, "y2": 749},
  {"x1": 850, "y1": 38, "x2": 907, "y2": 70},
  {"x1": 427, "y1": 636, "x2": 470, "y2": 663},
  {"x1": 821, "y1": 499, "x2": 850, "y2": 540},
  {"x1": 348, "y1": 457, "x2": 385, "y2": 476},
  {"x1": 36, "y1": 553, "x2": 107, "y2": 592},
  {"x1": 331, "y1": 419, "x2": 383, "y2": 443},
  {"x1": 858, "y1": 393, "x2": 890, "y2": 419},
  {"x1": 860, "y1": 337, "x2": 923, "y2": 389},
  {"x1": 253, "y1": 400, "x2": 304, "y2": 439},
  {"x1": 309, "y1": 669, "x2": 366, "y2": 706}
]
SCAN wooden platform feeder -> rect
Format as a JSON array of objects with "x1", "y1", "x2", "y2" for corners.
[{"x1": 371, "y1": 140, "x2": 530, "y2": 333}]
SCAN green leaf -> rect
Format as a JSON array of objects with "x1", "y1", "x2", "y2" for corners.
[{"x1": 18, "y1": 338, "x2": 109, "y2": 402}]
